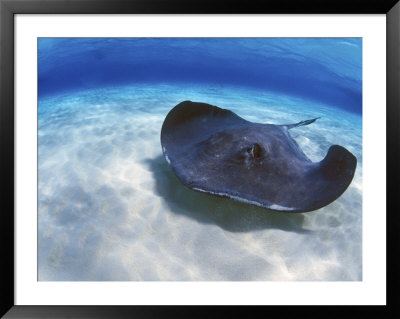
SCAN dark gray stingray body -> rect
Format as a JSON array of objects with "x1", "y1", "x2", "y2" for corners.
[{"x1": 161, "y1": 101, "x2": 357, "y2": 213}]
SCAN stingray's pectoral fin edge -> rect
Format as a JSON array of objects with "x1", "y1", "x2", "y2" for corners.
[
  {"x1": 190, "y1": 185, "x2": 301, "y2": 212},
  {"x1": 319, "y1": 145, "x2": 357, "y2": 181},
  {"x1": 284, "y1": 117, "x2": 321, "y2": 129}
]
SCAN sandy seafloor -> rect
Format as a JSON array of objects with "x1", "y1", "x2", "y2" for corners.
[{"x1": 38, "y1": 83, "x2": 362, "y2": 281}]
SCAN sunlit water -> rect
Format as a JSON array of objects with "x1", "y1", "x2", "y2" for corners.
[{"x1": 38, "y1": 38, "x2": 362, "y2": 281}]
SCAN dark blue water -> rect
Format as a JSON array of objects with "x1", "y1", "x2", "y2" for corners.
[{"x1": 38, "y1": 38, "x2": 362, "y2": 114}]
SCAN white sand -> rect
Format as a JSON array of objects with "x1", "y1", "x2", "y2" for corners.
[{"x1": 38, "y1": 83, "x2": 362, "y2": 281}]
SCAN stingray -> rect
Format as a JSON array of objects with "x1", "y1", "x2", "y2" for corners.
[{"x1": 160, "y1": 101, "x2": 357, "y2": 213}]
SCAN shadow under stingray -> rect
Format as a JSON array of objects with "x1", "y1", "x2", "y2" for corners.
[{"x1": 145, "y1": 155, "x2": 312, "y2": 234}]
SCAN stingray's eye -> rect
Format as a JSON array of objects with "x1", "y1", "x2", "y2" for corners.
[{"x1": 246, "y1": 143, "x2": 263, "y2": 158}]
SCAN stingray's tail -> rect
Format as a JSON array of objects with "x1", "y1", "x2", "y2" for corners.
[{"x1": 284, "y1": 117, "x2": 320, "y2": 129}]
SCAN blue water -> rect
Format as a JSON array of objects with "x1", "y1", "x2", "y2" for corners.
[
  {"x1": 39, "y1": 38, "x2": 362, "y2": 114},
  {"x1": 38, "y1": 38, "x2": 362, "y2": 281}
]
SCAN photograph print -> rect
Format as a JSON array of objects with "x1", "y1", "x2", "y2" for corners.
[{"x1": 38, "y1": 38, "x2": 362, "y2": 281}]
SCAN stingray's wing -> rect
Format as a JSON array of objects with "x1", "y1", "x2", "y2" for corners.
[
  {"x1": 283, "y1": 117, "x2": 320, "y2": 129},
  {"x1": 161, "y1": 100, "x2": 247, "y2": 152}
]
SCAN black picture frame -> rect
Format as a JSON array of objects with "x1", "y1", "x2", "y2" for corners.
[{"x1": 1, "y1": 0, "x2": 398, "y2": 318}]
